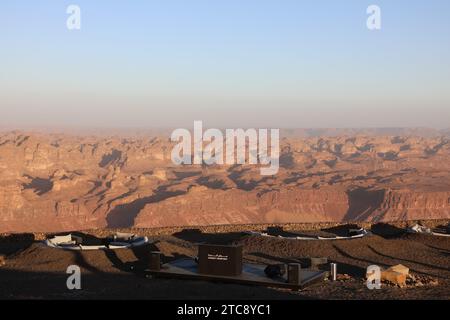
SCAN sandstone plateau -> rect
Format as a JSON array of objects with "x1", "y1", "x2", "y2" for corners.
[{"x1": 1, "y1": 130, "x2": 450, "y2": 232}]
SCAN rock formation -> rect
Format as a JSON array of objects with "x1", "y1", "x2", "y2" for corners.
[{"x1": 1, "y1": 131, "x2": 450, "y2": 232}]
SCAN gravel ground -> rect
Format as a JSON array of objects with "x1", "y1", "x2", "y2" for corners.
[{"x1": 0, "y1": 223, "x2": 449, "y2": 300}]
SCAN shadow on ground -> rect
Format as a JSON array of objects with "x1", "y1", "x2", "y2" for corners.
[{"x1": 173, "y1": 229, "x2": 247, "y2": 245}]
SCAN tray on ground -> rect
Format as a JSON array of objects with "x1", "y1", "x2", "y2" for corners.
[{"x1": 145, "y1": 259, "x2": 327, "y2": 290}]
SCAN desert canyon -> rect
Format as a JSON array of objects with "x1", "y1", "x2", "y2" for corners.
[{"x1": 1, "y1": 129, "x2": 450, "y2": 233}]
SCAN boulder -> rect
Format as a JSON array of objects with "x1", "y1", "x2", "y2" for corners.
[
  {"x1": 387, "y1": 264, "x2": 409, "y2": 276},
  {"x1": 381, "y1": 270, "x2": 407, "y2": 287}
]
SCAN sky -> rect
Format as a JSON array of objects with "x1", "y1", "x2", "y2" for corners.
[{"x1": 1, "y1": 0, "x2": 450, "y2": 129}]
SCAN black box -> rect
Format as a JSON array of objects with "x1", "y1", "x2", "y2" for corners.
[
  {"x1": 198, "y1": 244, "x2": 243, "y2": 276},
  {"x1": 287, "y1": 263, "x2": 302, "y2": 285},
  {"x1": 149, "y1": 251, "x2": 161, "y2": 271}
]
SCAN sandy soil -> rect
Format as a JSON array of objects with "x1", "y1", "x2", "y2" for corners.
[{"x1": 0, "y1": 223, "x2": 449, "y2": 300}]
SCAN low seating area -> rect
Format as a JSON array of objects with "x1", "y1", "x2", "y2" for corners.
[
  {"x1": 247, "y1": 227, "x2": 370, "y2": 241},
  {"x1": 44, "y1": 232, "x2": 150, "y2": 250},
  {"x1": 407, "y1": 223, "x2": 450, "y2": 237}
]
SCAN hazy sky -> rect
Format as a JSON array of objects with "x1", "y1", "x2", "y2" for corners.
[{"x1": 1, "y1": 0, "x2": 450, "y2": 129}]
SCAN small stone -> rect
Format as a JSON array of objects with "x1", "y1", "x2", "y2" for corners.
[
  {"x1": 336, "y1": 273, "x2": 352, "y2": 281},
  {"x1": 0, "y1": 255, "x2": 6, "y2": 267},
  {"x1": 430, "y1": 280, "x2": 439, "y2": 286}
]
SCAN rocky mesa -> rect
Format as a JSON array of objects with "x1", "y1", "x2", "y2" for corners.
[{"x1": 1, "y1": 131, "x2": 450, "y2": 232}]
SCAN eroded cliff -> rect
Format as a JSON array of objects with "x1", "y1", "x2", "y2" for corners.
[{"x1": 1, "y1": 131, "x2": 450, "y2": 232}]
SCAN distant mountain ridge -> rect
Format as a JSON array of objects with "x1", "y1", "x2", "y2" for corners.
[{"x1": 280, "y1": 127, "x2": 449, "y2": 138}]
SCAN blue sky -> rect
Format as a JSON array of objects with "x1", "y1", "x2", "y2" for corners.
[{"x1": 1, "y1": 0, "x2": 450, "y2": 128}]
